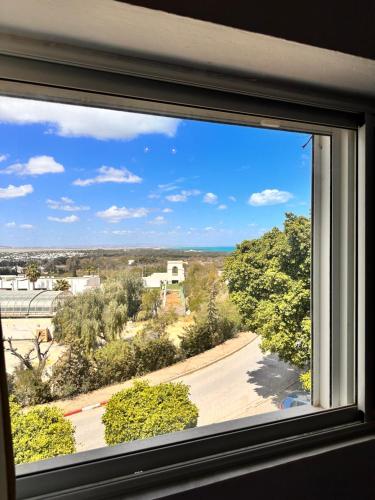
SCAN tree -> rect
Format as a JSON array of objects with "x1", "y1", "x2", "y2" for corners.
[
  {"x1": 50, "y1": 342, "x2": 97, "y2": 398},
  {"x1": 10, "y1": 399, "x2": 75, "y2": 465},
  {"x1": 4, "y1": 335, "x2": 54, "y2": 406},
  {"x1": 139, "y1": 288, "x2": 162, "y2": 320},
  {"x1": 223, "y1": 212, "x2": 311, "y2": 371},
  {"x1": 53, "y1": 290, "x2": 106, "y2": 352},
  {"x1": 94, "y1": 340, "x2": 136, "y2": 386},
  {"x1": 183, "y1": 262, "x2": 218, "y2": 313},
  {"x1": 25, "y1": 262, "x2": 41, "y2": 289},
  {"x1": 53, "y1": 279, "x2": 71, "y2": 291},
  {"x1": 102, "y1": 381, "x2": 198, "y2": 446}
]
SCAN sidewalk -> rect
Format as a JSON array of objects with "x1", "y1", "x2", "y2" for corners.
[{"x1": 50, "y1": 331, "x2": 256, "y2": 415}]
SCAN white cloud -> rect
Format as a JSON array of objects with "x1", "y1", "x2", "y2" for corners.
[
  {"x1": 149, "y1": 215, "x2": 166, "y2": 225},
  {"x1": 96, "y1": 205, "x2": 149, "y2": 223},
  {"x1": 171, "y1": 148, "x2": 177, "y2": 154},
  {"x1": 1, "y1": 156, "x2": 64, "y2": 176},
  {"x1": 0, "y1": 154, "x2": 8, "y2": 162},
  {"x1": 157, "y1": 178, "x2": 185, "y2": 192},
  {"x1": 248, "y1": 189, "x2": 293, "y2": 206},
  {"x1": 229, "y1": 196, "x2": 237, "y2": 202},
  {"x1": 0, "y1": 96, "x2": 181, "y2": 140},
  {"x1": 205, "y1": 226, "x2": 215, "y2": 231},
  {"x1": 0, "y1": 184, "x2": 33, "y2": 199},
  {"x1": 162, "y1": 208, "x2": 173, "y2": 213},
  {"x1": 46, "y1": 197, "x2": 90, "y2": 211},
  {"x1": 203, "y1": 192, "x2": 218, "y2": 204},
  {"x1": 166, "y1": 189, "x2": 200, "y2": 202},
  {"x1": 5, "y1": 221, "x2": 33, "y2": 229},
  {"x1": 148, "y1": 193, "x2": 161, "y2": 199},
  {"x1": 73, "y1": 166, "x2": 141, "y2": 186},
  {"x1": 48, "y1": 215, "x2": 79, "y2": 223},
  {"x1": 218, "y1": 204, "x2": 227, "y2": 210}
]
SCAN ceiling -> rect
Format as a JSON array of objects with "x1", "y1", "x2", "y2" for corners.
[
  {"x1": 123, "y1": 0, "x2": 375, "y2": 60},
  {"x1": 0, "y1": 0, "x2": 374, "y2": 100}
]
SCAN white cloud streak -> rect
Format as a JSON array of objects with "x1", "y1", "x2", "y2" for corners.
[
  {"x1": 0, "y1": 96, "x2": 180, "y2": 141},
  {"x1": 1, "y1": 156, "x2": 64, "y2": 176},
  {"x1": 0, "y1": 154, "x2": 8, "y2": 162},
  {"x1": 73, "y1": 166, "x2": 142, "y2": 186},
  {"x1": 248, "y1": 189, "x2": 293, "y2": 206},
  {"x1": 218, "y1": 204, "x2": 227, "y2": 210},
  {"x1": 203, "y1": 192, "x2": 218, "y2": 204},
  {"x1": 166, "y1": 189, "x2": 200, "y2": 202},
  {"x1": 46, "y1": 197, "x2": 90, "y2": 211},
  {"x1": 96, "y1": 205, "x2": 149, "y2": 223},
  {"x1": 48, "y1": 215, "x2": 79, "y2": 223},
  {"x1": 0, "y1": 184, "x2": 33, "y2": 199},
  {"x1": 149, "y1": 215, "x2": 166, "y2": 225}
]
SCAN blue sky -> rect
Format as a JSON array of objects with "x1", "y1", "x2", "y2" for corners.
[{"x1": 0, "y1": 96, "x2": 311, "y2": 248}]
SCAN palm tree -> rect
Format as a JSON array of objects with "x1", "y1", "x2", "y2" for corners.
[
  {"x1": 25, "y1": 262, "x2": 41, "y2": 290},
  {"x1": 53, "y1": 279, "x2": 71, "y2": 292}
]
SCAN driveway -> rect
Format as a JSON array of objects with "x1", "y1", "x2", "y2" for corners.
[{"x1": 68, "y1": 336, "x2": 301, "y2": 452}]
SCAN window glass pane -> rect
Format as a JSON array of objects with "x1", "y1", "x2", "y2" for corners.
[{"x1": 0, "y1": 95, "x2": 317, "y2": 466}]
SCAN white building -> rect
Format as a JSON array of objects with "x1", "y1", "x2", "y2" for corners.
[
  {"x1": 0, "y1": 275, "x2": 100, "y2": 295},
  {"x1": 143, "y1": 260, "x2": 185, "y2": 288}
]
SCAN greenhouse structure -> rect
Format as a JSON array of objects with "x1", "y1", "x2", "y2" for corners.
[{"x1": 0, "y1": 290, "x2": 72, "y2": 318}]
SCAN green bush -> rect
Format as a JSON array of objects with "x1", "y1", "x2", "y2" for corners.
[
  {"x1": 94, "y1": 340, "x2": 136, "y2": 385},
  {"x1": 102, "y1": 381, "x2": 198, "y2": 445},
  {"x1": 10, "y1": 399, "x2": 75, "y2": 464},
  {"x1": 50, "y1": 343, "x2": 97, "y2": 399},
  {"x1": 133, "y1": 335, "x2": 178, "y2": 375},
  {"x1": 179, "y1": 317, "x2": 237, "y2": 358},
  {"x1": 11, "y1": 367, "x2": 52, "y2": 407}
]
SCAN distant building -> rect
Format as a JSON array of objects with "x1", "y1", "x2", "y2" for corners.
[
  {"x1": 143, "y1": 260, "x2": 185, "y2": 288},
  {"x1": 0, "y1": 290, "x2": 72, "y2": 318},
  {"x1": 0, "y1": 275, "x2": 100, "y2": 295}
]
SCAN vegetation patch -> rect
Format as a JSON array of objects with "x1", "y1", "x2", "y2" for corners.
[{"x1": 102, "y1": 380, "x2": 198, "y2": 446}]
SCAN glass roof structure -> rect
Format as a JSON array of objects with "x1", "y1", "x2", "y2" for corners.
[{"x1": 0, "y1": 290, "x2": 72, "y2": 317}]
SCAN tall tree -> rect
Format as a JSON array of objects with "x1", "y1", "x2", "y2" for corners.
[
  {"x1": 223, "y1": 213, "x2": 311, "y2": 370},
  {"x1": 25, "y1": 262, "x2": 41, "y2": 289}
]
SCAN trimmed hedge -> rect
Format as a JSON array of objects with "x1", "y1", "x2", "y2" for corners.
[
  {"x1": 102, "y1": 380, "x2": 198, "y2": 445},
  {"x1": 10, "y1": 399, "x2": 75, "y2": 464}
]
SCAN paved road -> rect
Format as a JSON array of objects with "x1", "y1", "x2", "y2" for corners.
[{"x1": 68, "y1": 336, "x2": 300, "y2": 452}]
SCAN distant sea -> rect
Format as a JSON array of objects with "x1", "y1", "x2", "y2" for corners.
[{"x1": 176, "y1": 246, "x2": 235, "y2": 253}]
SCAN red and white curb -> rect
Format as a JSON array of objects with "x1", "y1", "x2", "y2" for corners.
[{"x1": 64, "y1": 401, "x2": 108, "y2": 417}]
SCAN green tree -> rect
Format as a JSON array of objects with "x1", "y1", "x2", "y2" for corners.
[
  {"x1": 102, "y1": 381, "x2": 198, "y2": 446},
  {"x1": 94, "y1": 340, "x2": 136, "y2": 386},
  {"x1": 25, "y1": 262, "x2": 41, "y2": 289},
  {"x1": 53, "y1": 290, "x2": 105, "y2": 352},
  {"x1": 10, "y1": 399, "x2": 75, "y2": 465},
  {"x1": 53, "y1": 279, "x2": 71, "y2": 291},
  {"x1": 183, "y1": 262, "x2": 218, "y2": 313},
  {"x1": 139, "y1": 288, "x2": 162, "y2": 320},
  {"x1": 223, "y1": 212, "x2": 311, "y2": 371},
  {"x1": 50, "y1": 342, "x2": 97, "y2": 398}
]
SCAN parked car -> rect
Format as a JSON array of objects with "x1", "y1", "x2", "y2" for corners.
[{"x1": 279, "y1": 392, "x2": 311, "y2": 409}]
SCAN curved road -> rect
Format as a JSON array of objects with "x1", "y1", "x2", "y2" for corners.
[{"x1": 68, "y1": 337, "x2": 300, "y2": 452}]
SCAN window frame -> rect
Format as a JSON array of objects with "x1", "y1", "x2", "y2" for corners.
[{"x1": 0, "y1": 49, "x2": 373, "y2": 499}]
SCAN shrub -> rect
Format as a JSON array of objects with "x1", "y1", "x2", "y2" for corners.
[
  {"x1": 94, "y1": 340, "x2": 137, "y2": 385},
  {"x1": 11, "y1": 367, "x2": 52, "y2": 406},
  {"x1": 10, "y1": 399, "x2": 75, "y2": 464},
  {"x1": 50, "y1": 343, "x2": 97, "y2": 399},
  {"x1": 102, "y1": 381, "x2": 198, "y2": 445},
  {"x1": 179, "y1": 317, "x2": 237, "y2": 358},
  {"x1": 133, "y1": 335, "x2": 178, "y2": 375}
]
